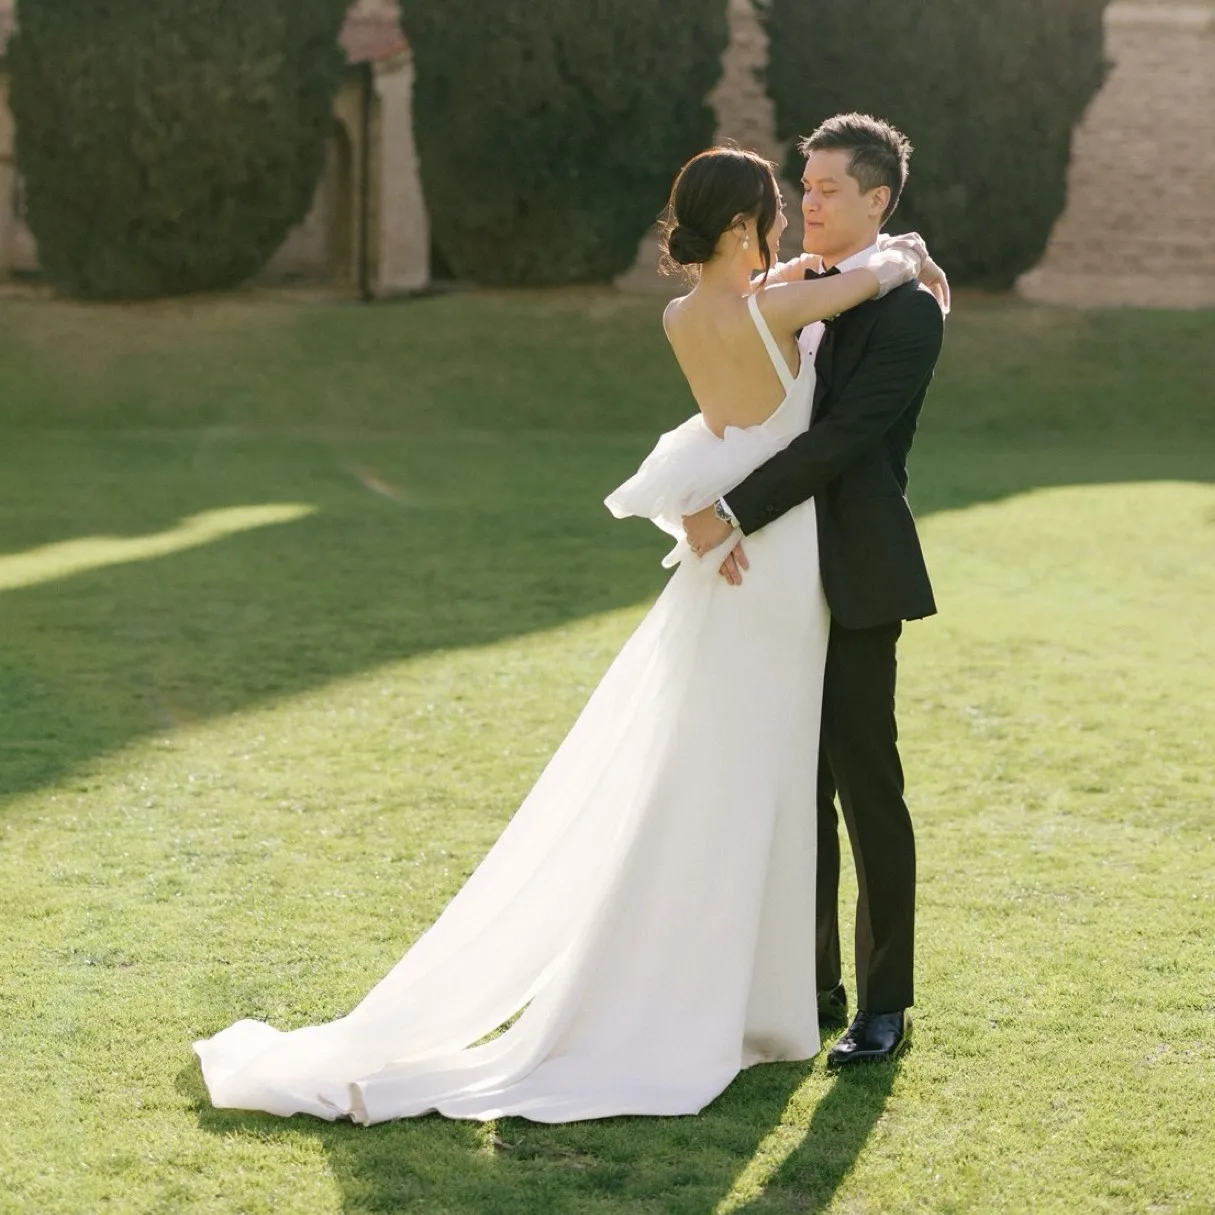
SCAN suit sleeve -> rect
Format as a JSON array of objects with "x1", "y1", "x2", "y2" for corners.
[{"x1": 726, "y1": 288, "x2": 944, "y2": 536}]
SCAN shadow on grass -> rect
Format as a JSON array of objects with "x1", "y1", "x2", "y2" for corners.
[
  {"x1": 726, "y1": 1065, "x2": 897, "y2": 1214},
  {"x1": 2, "y1": 428, "x2": 1211, "y2": 812},
  {"x1": 182, "y1": 1053, "x2": 895, "y2": 1214},
  {"x1": 0, "y1": 433, "x2": 668, "y2": 806}
]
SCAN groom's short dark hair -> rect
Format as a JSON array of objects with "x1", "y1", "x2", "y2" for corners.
[{"x1": 800, "y1": 113, "x2": 912, "y2": 224}]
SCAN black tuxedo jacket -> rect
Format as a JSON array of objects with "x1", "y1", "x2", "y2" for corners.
[{"x1": 727, "y1": 278, "x2": 944, "y2": 630}]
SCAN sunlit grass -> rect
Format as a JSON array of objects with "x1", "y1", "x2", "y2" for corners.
[
  {"x1": 0, "y1": 293, "x2": 1211, "y2": 1213},
  {"x1": 0, "y1": 504, "x2": 315, "y2": 591}
]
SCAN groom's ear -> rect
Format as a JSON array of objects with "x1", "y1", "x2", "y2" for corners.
[{"x1": 866, "y1": 185, "x2": 892, "y2": 221}]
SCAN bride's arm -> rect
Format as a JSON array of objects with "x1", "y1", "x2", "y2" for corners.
[
  {"x1": 753, "y1": 268, "x2": 885, "y2": 330},
  {"x1": 754, "y1": 238, "x2": 926, "y2": 336},
  {"x1": 750, "y1": 253, "x2": 822, "y2": 289}
]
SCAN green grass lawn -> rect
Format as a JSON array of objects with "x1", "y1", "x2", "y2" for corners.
[{"x1": 0, "y1": 289, "x2": 1212, "y2": 1214}]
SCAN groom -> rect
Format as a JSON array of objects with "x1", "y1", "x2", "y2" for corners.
[{"x1": 684, "y1": 113, "x2": 945, "y2": 1069}]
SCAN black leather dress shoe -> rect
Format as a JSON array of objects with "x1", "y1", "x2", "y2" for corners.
[
  {"x1": 826, "y1": 1010, "x2": 911, "y2": 1070},
  {"x1": 817, "y1": 982, "x2": 849, "y2": 1029}
]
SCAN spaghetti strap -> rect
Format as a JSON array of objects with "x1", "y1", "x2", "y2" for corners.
[{"x1": 746, "y1": 293, "x2": 797, "y2": 393}]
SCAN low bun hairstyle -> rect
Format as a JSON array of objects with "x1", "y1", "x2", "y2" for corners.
[
  {"x1": 665, "y1": 224, "x2": 718, "y2": 267},
  {"x1": 659, "y1": 146, "x2": 781, "y2": 278}
]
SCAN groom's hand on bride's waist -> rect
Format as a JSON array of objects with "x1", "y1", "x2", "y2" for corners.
[{"x1": 681, "y1": 507, "x2": 748, "y2": 586}]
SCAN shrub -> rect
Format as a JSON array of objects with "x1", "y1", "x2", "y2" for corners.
[
  {"x1": 7, "y1": 0, "x2": 349, "y2": 299},
  {"x1": 761, "y1": 0, "x2": 1112, "y2": 288},
  {"x1": 398, "y1": 0, "x2": 729, "y2": 286}
]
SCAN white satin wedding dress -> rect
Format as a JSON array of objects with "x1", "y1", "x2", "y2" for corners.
[{"x1": 195, "y1": 294, "x2": 830, "y2": 1124}]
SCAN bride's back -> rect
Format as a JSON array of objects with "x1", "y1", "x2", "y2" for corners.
[{"x1": 663, "y1": 290, "x2": 800, "y2": 438}]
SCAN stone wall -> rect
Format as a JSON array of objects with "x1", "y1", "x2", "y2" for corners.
[
  {"x1": 373, "y1": 54, "x2": 429, "y2": 295},
  {"x1": 0, "y1": 71, "x2": 36, "y2": 276},
  {"x1": 0, "y1": 0, "x2": 10, "y2": 275},
  {"x1": 258, "y1": 1, "x2": 426, "y2": 296},
  {"x1": 705, "y1": 0, "x2": 804, "y2": 259},
  {"x1": 263, "y1": 76, "x2": 367, "y2": 287},
  {"x1": 0, "y1": 72, "x2": 13, "y2": 274},
  {"x1": 616, "y1": 0, "x2": 800, "y2": 295},
  {"x1": 0, "y1": 0, "x2": 427, "y2": 296},
  {"x1": 622, "y1": 0, "x2": 1215, "y2": 309},
  {"x1": 1018, "y1": 1, "x2": 1215, "y2": 307}
]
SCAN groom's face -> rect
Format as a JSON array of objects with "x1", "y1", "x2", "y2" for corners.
[{"x1": 801, "y1": 149, "x2": 885, "y2": 261}]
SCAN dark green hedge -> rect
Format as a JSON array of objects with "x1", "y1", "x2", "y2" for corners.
[
  {"x1": 398, "y1": 0, "x2": 728, "y2": 286},
  {"x1": 762, "y1": 0, "x2": 1112, "y2": 288},
  {"x1": 7, "y1": 0, "x2": 348, "y2": 299}
]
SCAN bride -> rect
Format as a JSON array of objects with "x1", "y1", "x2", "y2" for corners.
[{"x1": 194, "y1": 147, "x2": 933, "y2": 1125}]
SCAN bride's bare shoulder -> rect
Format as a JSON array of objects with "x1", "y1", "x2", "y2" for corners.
[{"x1": 662, "y1": 294, "x2": 691, "y2": 341}]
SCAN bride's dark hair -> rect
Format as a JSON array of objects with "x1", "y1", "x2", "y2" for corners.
[{"x1": 659, "y1": 146, "x2": 780, "y2": 278}]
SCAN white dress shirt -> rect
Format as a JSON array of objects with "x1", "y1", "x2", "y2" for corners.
[{"x1": 796, "y1": 240, "x2": 881, "y2": 365}]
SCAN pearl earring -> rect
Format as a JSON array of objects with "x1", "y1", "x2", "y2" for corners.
[{"x1": 743, "y1": 236, "x2": 750, "y2": 250}]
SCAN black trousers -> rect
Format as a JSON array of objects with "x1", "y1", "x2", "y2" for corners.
[{"x1": 815, "y1": 618, "x2": 916, "y2": 1013}]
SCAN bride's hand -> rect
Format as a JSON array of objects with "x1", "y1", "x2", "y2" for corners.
[
  {"x1": 682, "y1": 506, "x2": 750, "y2": 585},
  {"x1": 682, "y1": 505, "x2": 733, "y2": 555},
  {"x1": 878, "y1": 232, "x2": 951, "y2": 314},
  {"x1": 918, "y1": 256, "x2": 951, "y2": 315},
  {"x1": 719, "y1": 545, "x2": 749, "y2": 587},
  {"x1": 863, "y1": 233, "x2": 925, "y2": 298}
]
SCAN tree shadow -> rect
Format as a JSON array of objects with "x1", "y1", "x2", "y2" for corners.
[
  {"x1": 0, "y1": 431, "x2": 668, "y2": 807},
  {"x1": 181, "y1": 1051, "x2": 894, "y2": 1214},
  {"x1": 3, "y1": 427, "x2": 1210, "y2": 812}
]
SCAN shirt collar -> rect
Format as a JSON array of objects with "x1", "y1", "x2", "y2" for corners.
[{"x1": 832, "y1": 240, "x2": 881, "y2": 275}]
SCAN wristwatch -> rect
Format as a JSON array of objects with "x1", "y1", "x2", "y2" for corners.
[{"x1": 714, "y1": 498, "x2": 741, "y2": 530}]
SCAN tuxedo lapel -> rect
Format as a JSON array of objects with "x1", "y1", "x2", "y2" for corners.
[
  {"x1": 811, "y1": 322, "x2": 838, "y2": 423},
  {"x1": 811, "y1": 298, "x2": 886, "y2": 424}
]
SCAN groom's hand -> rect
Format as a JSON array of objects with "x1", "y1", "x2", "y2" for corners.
[
  {"x1": 682, "y1": 506, "x2": 748, "y2": 584},
  {"x1": 682, "y1": 506, "x2": 732, "y2": 555}
]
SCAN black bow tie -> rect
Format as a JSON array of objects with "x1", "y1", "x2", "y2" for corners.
[{"x1": 805, "y1": 265, "x2": 843, "y2": 332}]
